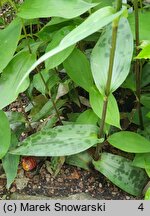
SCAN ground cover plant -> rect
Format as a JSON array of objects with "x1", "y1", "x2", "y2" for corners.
[{"x1": 0, "y1": 0, "x2": 150, "y2": 199}]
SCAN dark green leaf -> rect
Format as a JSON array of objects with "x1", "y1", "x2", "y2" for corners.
[
  {"x1": 2, "y1": 133, "x2": 20, "y2": 189},
  {"x1": 66, "y1": 151, "x2": 92, "y2": 171},
  {"x1": 64, "y1": 48, "x2": 94, "y2": 92},
  {"x1": 0, "y1": 110, "x2": 11, "y2": 159},
  {"x1": 93, "y1": 152, "x2": 148, "y2": 196}
]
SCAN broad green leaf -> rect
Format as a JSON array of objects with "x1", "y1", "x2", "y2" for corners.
[
  {"x1": 141, "y1": 94, "x2": 150, "y2": 109},
  {"x1": 76, "y1": 109, "x2": 98, "y2": 125},
  {"x1": 37, "y1": 17, "x2": 80, "y2": 41},
  {"x1": 145, "y1": 188, "x2": 150, "y2": 200},
  {"x1": 32, "y1": 69, "x2": 50, "y2": 95},
  {"x1": 0, "y1": 52, "x2": 36, "y2": 109},
  {"x1": 128, "y1": 10, "x2": 150, "y2": 40},
  {"x1": 93, "y1": 152, "x2": 148, "y2": 196},
  {"x1": 141, "y1": 62, "x2": 150, "y2": 87},
  {"x1": 138, "y1": 124, "x2": 150, "y2": 141},
  {"x1": 0, "y1": 110, "x2": 11, "y2": 159},
  {"x1": 18, "y1": 0, "x2": 98, "y2": 19},
  {"x1": 90, "y1": 87, "x2": 120, "y2": 128},
  {"x1": 91, "y1": 17, "x2": 133, "y2": 95},
  {"x1": 0, "y1": 18, "x2": 22, "y2": 72},
  {"x1": 132, "y1": 153, "x2": 150, "y2": 169},
  {"x1": 121, "y1": 72, "x2": 136, "y2": 91},
  {"x1": 66, "y1": 151, "x2": 92, "y2": 171},
  {"x1": 17, "y1": 6, "x2": 125, "y2": 90},
  {"x1": 64, "y1": 48, "x2": 94, "y2": 92},
  {"x1": 136, "y1": 44, "x2": 150, "y2": 59},
  {"x1": 45, "y1": 26, "x2": 75, "y2": 70},
  {"x1": 2, "y1": 133, "x2": 20, "y2": 189},
  {"x1": 131, "y1": 107, "x2": 150, "y2": 126},
  {"x1": 108, "y1": 131, "x2": 150, "y2": 153},
  {"x1": 5, "y1": 111, "x2": 26, "y2": 138},
  {"x1": 10, "y1": 124, "x2": 101, "y2": 156}
]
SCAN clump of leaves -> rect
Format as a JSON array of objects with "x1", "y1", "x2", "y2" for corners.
[{"x1": 0, "y1": 0, "x2": 150, "y2": 198}]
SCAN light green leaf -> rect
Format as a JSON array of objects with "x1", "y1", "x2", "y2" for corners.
[
  {"x1": 108, "y1": 131, "x2": 150, "y2": 153},
  {"x1": 93, "y1": 152, "x2": 148, "y2": 196},
  {"x1": 128, "y1": 10, "x2": 150, "y2": 40},
  {"x1": 132, "y1": 153, "x2": 150, "y2": 169},
  {"x1": 10, "y1": 124, "x2": 101, "y2": 156},
  {"x1": 145, "y1": 187, "x2": 150, "y2": 200},
  {"x1": 90, "y1": 87, "x2": 120, "y2": 128},
  {"x1": 76, "y1": 109, "x2": 98, "y2": 125},
  {"x1": 2, "y1": 133, "x2": 20, "y2": 189},
  {"x1": 0, "y1": 18, "x2": 22, "y2": 72},
  {"x1": 136, "y1": 44, "x2": 150, "y2": 59},
  {"x1": 91, "y1": 17, "x2": 133, "y2": 95},
  {"x1": 18, "y1": 0, "x2": 98, "y2": 19},
  {"x1": 0, "y1": 52, "x2": 36, "y2": 109},
  {"x1": 66, "y1": 150, "x2": 92, "y2": 171},
  {"x1": 0, "y1": 110, "x2": 11, "y2": 159},
  {"x1": 17, "y1": 6, "x2": 125, "y2": 90},
  {"x1": 45, "y1": 26, "x2": 75, "y2": 70},
  {"x1": 64, "y1": 48, "x2": 94, "y2": 92}
]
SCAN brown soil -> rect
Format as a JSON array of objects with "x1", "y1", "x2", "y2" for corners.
[{"x1": 0, "y1": 163, "x2": 139, "y2": 200}]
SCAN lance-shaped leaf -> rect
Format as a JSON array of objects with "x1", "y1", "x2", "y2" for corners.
[
  {"x1": 136, "y1": 44, "x2": 150, "y2": 59},
  {"x1": 108, "y1": 131, "x2": 150, "y2": 153},
  {"x1": 91, "y1": 17, "x2": 133, "y2": 95},
  {"x1": 0, "y1": 52, "x2": 36, "y2": 109},
  {"x1": 93, "y1": 153, "x2": 148, "y2": 196},
  {"x1": 10, "y1": 124, "x2": 102, "y2": 156},
  {"x1": 128, "y1": 10, "x2": 150, "y2": 41},
  {"x1": 45, "y1": 26, "x2": 75, "y2": 70},
  {"x1": 0, "y1": 110, "x2": 11, "y2": 159},
  {"x1": 66, "y1": 151, "x2": 93, "y2": 171},
  {"x1": 18, "y1": 0, "x2": 98, "y2": 19},
  {"x1": 90, "y1": 87, "x2": 120, "y2": 128},
  {"x1": 2, "y1": 133, "x2": 20, "y2": 189},
  {"x1": 64, "y1": 48, "x2": 94, "y2": 92},
  {"x1": 16, "y1": 6, "x2": 125, "y2": 90},
  {"x1": 0, "y1": 18, "x2": 22, "y2": 72}
]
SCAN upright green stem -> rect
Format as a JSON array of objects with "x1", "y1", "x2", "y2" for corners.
[
  {"x1": 134, "y1": 0, "x2": 144, "y2": 130},
  {"x1": 94, "y1": 1, "x2": 122, "y2": 160}
]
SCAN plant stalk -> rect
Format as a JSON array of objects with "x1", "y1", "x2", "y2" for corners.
[
  {"x1": 94, "y1": 0, "x2": 122, "y2": 160},
  {"x1": 37, "y1": 69, "x2": 62, "y2": 125},
  {"x1": 134, "y1": 0, "x2": 144, "y2": 130},
  {"x1": 9, "y1": 0, "x2": 62, "y2": 125}
]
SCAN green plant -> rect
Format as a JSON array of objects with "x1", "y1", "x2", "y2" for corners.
[{"x1": 0, "y1": 0, "x2": 150, "y2": 197}]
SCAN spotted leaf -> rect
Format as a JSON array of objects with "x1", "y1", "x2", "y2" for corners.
[{"x1": 10, "y1": 124, "x2": 102, "y2": 156}]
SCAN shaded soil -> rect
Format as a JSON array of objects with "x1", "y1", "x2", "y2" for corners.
[{"x1": 0, "y1": 163, "x2": 140, "y2": 200}]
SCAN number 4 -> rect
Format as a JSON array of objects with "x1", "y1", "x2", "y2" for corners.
[{"x1": 138, "y1": 203, "x2": 144, "y2": 211}]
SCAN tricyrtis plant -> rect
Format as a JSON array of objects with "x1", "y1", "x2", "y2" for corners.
[{"x1": 0, "y1": 0, "x2": 150, "y2": 197}]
